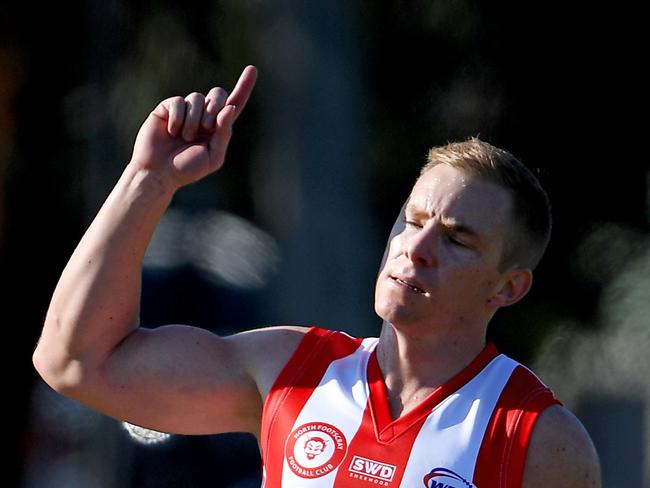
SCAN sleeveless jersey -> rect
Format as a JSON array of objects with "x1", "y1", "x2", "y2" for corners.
[{"x1": 260, "y1": 327, "x2": 560, "y2": 488}]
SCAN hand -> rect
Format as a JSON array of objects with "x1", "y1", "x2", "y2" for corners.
[{"x1": 131, "y1": 65, "x2": 258, "y2": 189}]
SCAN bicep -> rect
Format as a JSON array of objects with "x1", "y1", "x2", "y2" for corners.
[
  {"x1": 523, "y1": 405, "x2": 602, "y2": 487},
  {"x1": 71, "y1": 324, "x2": 309, "y2": 438},
  {"x1": 82, "y1": 325, "x2": 263, "y2": 436}
]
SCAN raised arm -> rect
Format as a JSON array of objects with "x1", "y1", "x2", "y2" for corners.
[{"x1": 33, "y1": 66, "x2": 306, "y2": 437}]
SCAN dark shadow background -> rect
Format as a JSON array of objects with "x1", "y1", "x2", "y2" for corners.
[{"x1": 2, "y1": 1, "x2": 646, "y2": 486}]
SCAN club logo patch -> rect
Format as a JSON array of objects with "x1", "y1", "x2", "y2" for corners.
[{"x1": 285, "y1": 422, "x2": 348, "y2": 478}]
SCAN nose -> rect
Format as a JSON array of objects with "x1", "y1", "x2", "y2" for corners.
[{"x1": 403, "y1": 224, "x2": 437, "y2": 267}]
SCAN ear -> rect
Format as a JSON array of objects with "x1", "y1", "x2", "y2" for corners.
[{"x1": 488, "y1": 268, "x2": 533, "y2": 308}]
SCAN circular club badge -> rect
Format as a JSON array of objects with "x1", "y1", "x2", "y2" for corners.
[{"x1": 285, "y1": 422, "x2": 348, "y2": 478}]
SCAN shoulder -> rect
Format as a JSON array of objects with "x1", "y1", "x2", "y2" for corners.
[
  {"x1": 227, "y1": 325, "x2": 327, "y2": 400},
  {"x1": 231, "y1": 326, "x2": 366, "y2": 399},
  {"x1": 523, "y1": 404, "x2": 602, "y2": 487}
]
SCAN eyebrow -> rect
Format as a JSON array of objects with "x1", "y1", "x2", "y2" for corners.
[
  {"x1": 442, "y1": 220, "x2": 480, "y2": 239},
  {"x1": 404, "y1": 204, "x2": 481, "y2": 240}
]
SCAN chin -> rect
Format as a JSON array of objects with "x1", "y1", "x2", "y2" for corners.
[
  {"x1": 375, "y1": 279, "x2": 433, "y2": 324},
  {"x1": 375, "y1": 300, "x2": 420, "y2": 329}
]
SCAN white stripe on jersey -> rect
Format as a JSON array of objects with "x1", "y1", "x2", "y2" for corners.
[
  {"x1": 263, "y1": 328, "x2": 556, "y2": 488},
  {"x1": 281, "y1": 338, "x2": 378, "y2": 487},
  {"x1": 399, "y1": 355, "x2": 518, "y2": 486}
]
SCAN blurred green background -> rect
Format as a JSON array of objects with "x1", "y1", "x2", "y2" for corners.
[{"x1": 2, "y1": 1, "x2": 646, "y2": 486}]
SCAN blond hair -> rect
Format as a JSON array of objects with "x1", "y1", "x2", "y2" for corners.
[{"x1": 422, "y1": 137, "x2": 551, "y2": 270}]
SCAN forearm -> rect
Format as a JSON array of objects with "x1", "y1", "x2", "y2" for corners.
[{"x1": 35, "y1": 163, "x2": 175, "y2": 382}]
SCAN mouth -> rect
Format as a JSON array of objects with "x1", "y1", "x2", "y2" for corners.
[{"x1": 390, "y1": 276, "x2": 428, "y2": 296}]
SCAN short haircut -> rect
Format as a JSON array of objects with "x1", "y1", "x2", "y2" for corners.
[{"x1": 421, "y1": 137, "x2": 552, "y2": 270}]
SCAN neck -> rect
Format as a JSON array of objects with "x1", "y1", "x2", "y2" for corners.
[{"x1": 376, "y1": 320, "x2": 487, "y2": 418}]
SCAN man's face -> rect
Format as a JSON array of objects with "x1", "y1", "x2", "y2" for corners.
[{"x1": 374, "y1": 164, "x2": 514, "y2": 331}]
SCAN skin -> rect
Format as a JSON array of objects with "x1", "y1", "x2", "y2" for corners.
[
  {"x1": 374, "y1": 165, "x2": 532, "y2": 416},
  {"x1": 33, "y1": 65, "x2": 306, "y2": 438},
  {"x1": 33, "y1": 66, "x2": 601, "y2": 486},
  {"x1": 373, "y1": 167, "x2": 601, "y2": 486}
]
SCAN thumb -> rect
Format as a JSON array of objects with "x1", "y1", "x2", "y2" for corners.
[
  {"x1": 214, "y1": 104, "x2": 237, "y2": 146},
  {"x1": 216, "y1": 104, "x2": 238, "y2": 129},
  {"x1": 209, "y1": 104, "x2": 238, "y2": 169}
]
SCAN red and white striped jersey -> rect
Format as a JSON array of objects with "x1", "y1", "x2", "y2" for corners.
[{"x1": 260, "y1": 327, "x2": 560, "y2": 488}]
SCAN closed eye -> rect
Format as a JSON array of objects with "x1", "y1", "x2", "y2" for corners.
[
  {"x1": 447, "y1": 234, "x2": 468, "y2": 248},
  {"x1": 403, "y1": 218, "x2": 423, "y2": 229}
]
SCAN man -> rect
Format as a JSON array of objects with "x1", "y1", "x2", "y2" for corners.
[{"x1": 33, "y1": 66, "x2": 601, "y2": 487}]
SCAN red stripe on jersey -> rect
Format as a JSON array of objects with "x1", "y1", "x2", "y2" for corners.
[
  {"x1": 333, "y1": 355, "x2": 430, "y2": 486},
  {"x1": 261, "y1": 327, "x2": 363, "y2": 486},
  {"x1": 367, "y1": 344, "x2": 500, "y2": 442},
  {"x1": 472, "y1": 365, "x2": 561, "y2": 487}
]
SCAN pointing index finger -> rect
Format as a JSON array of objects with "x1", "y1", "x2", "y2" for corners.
[{"x1": 225, "y1": 65, "x2": 258, "y2": 121}]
